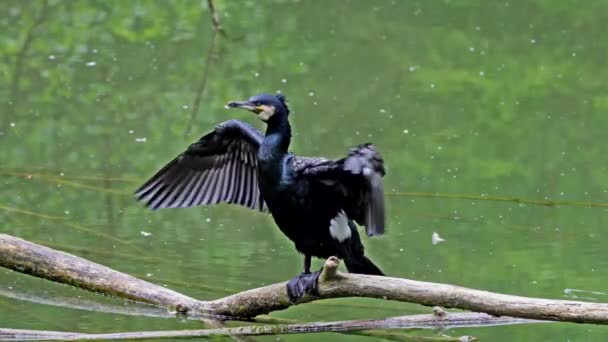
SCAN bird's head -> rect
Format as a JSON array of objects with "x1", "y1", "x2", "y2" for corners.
[{"x1": 226, "y1": 93, "x2": 289, "y2": 123}]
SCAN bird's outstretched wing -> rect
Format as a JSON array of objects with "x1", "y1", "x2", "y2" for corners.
[
  {"x1": 135, "y1": 120, "x2": 265, "y2": 211},
  {"x1": 292, "y1": 143, "x2": 386, "y2": 236}
]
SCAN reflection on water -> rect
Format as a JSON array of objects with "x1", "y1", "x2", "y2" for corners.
[{"x1": 1, "y1": 1, "x2": 607, "y2": 340}]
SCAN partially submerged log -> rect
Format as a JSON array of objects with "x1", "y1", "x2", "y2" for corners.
[
  {"x1": 2, "y1": 311, "x2": 519, "y2": 341},
  {"x1": 1, "y1": 233, "x2": 607, "y2": 324},
  {"x1": 1, "y1": 316, "x2": 478, "y2": 342}
]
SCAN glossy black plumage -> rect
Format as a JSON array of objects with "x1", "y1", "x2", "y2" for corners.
[
  {"x1": 136, "y1": 93, "x2": 386, "y2": 301},
  {"x1": 135, "y1": 120, "x2": 265, "y2": 211}
]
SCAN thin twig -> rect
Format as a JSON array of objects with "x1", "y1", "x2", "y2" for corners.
[
  {"x1": 387, "y1": 191, "x2": 608, "y2": 208},
  {"x1": 207, "y1": 0, "x2": 224, "y2": 34},
  {"x1": 0, "y1": 312, "x2": 532, "y2": 341},
  {"x1": 184, "y1": 0, "x2": 225, "y2": 136}
]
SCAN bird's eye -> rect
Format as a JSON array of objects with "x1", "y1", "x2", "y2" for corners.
[{"x1": 254, "y1": 101, "x2": 262, "y2": 106}]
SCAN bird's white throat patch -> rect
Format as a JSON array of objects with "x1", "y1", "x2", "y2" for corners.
[
  {"x1": 257, "y1": 105, "x2": 275, "y2": 121},
  {"x1": 329, "y1": 211, "x2": 351, "y2": 242}
]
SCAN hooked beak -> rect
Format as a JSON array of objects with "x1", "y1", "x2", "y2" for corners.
[{"x1": 225, "y1": 100, "x2": 261, "y2": 114}]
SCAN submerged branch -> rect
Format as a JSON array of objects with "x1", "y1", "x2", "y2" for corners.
[
  {"x1": 0, "y1": 289, "x2": 483, "y2": 341},
  {"x1": 5, "y1": 169, "x2": 608, "y2": 209},
  {"x1": 0, "y1": 311, "x2": 533, "y2": 341},
  {"x1": 387, "y1": 191, "x2": 608, "y2": 208},
  {"x1": 1, "y1": 234, "x2": 607, "y2": 325}
]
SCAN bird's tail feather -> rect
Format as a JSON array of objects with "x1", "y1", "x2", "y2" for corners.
[{"x1": 344, "y1": 256, "x2": 384, "y2": 276}]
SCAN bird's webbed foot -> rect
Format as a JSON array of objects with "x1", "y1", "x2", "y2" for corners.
[{"x1": 286, "y1": 270, "x2": 321, "y2": 303}]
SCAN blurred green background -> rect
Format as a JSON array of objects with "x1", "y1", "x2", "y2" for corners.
[{"x1": 1, "y1": 0, "x2": 607, "y2": 340}]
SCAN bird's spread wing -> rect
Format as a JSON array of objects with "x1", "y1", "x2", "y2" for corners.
[
  {"x1": 135, "y1": 120, "x2": 266, "y2": 211},
  {"x1": 293, "y1": 143, "x2": 386, "y2": 236}
]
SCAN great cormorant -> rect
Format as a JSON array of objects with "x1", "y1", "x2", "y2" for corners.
[{"x1": 135, "y1": 93, "x2": 386, "y2": 302}]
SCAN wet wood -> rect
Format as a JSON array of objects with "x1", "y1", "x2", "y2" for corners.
[
  {"x1": 0, "y1": 234, "x2": 199, "y2": 312},
  {"x1": 1, "y1": 234, "x2": 607, "y2": 324},
  {"x1": 0, "y1": 311, "x2": 515, "y2": 341}
]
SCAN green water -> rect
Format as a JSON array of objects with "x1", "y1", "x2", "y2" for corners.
[{"x1": 1, "y1": 1, "x2": 607, "y2": 340}]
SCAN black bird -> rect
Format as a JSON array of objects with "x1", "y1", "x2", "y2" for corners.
[{"x1": 135, "y1": 93, "x2": 386, "y2": 301}]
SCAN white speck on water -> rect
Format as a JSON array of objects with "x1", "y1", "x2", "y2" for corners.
[
  {"x1": 64, "y1": 210, "x2": 70, "y2": 215},
  {"x1": 430, "y1": 83, "x2": 436, "y2": 89},
  {"x1": 479, "y1": 71, "x2": 485, "y2": 76},
  {"x1": 475, "y1": 26, "x2": 481, "y2": 31},
  {"x1": 403, "y1": 129, "x2": 409, "y2": 134},
  {"x1": 281, "y1": 78, "x2": 287, "y2": 83},
  {"x1": 135, "y1": 137, "x2": 147, "y2": 143},
  {"x1": 128, "y1": 130, "x2": 134, "y2": 134},
  {"x1": 530, "y1": 39, "x2": 536, "y2": 44},
  {"x1": 92, "y1": 49, "x2": 98, "y2": 54},
  {"x1": 379, "y1": 108, "x2": 386, "y2": 113},
  {"x1": 48, "y1": 55, "x2": 56, "y2": 60},
  {"x1": 146, "y1": 273, "x2": 152, "y2": 277},
  {"x1": 9, "y1": 122, "x2": 15, "y2": 127},
  {"x1": 572, "y1": 52, "x2": 577, "y2": 57},
  {"x1": 432, "y1": 232, "x2": 445, "y2": 245},
  {"x1": 182, "y1": 104, "x2": 189, "y2": 109},
  {"x1": 254, "y1": 72, "x2": 260, "y2": 77},
  {"x1": 59, "y1": 172, "x2": 64, "y2": 177},
  {"x1": 205, "y1": 218, "x2": 211, "y2": 222},
  {"x1": 308, "y1": 92, "x2": 315, "y2": 97},
  {"x1": 469, "y1": 47, "x2": 475, "y2": 52},
  {"x1": 140, "y1": 231, "x2": 152, "y2": 237},
  {"x1": 313, "y1": 101, "x2": 318, "y2": 106},
  {"x1": 560, "y1": 192, "x2": 565, "y2": 196},
  {"x1": 437, "y1": 146, "x2": 443, "y2": 150},
  {"x1": 408, "y1": 65, "x2": 418, "y2": 72},
  {"x1": 399, "y1": 248, "x2": 404, "y2": 252},
  {"x1": 85, "y1": 61, "x2": 97, "y2": 67}
]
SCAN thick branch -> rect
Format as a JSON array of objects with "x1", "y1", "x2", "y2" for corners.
[
  {"x1": 1, "y1": 234, "x2": 607, "y2": 325},
  {"x1": 0, "y1": 234, "x2": 199, "y2": 312}
]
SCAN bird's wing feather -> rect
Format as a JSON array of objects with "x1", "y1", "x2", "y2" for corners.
[
  {"x1": 293, "y1": 143, "x2": 386, "y2": 236},
  {"x1": 135, "y1": 120, "x2": 266, "y2": 211}
]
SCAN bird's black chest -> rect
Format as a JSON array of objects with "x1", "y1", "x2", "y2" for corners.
[
  {"x1": 259, "y1": 172, "x2": 345, "y2": 257},
  {"x1": 256, "y1": 150, "x2": 349, "y2": 258}
]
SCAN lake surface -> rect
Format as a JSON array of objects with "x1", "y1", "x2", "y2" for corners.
[{"x1": 1, "y1": 1, "x2": 607, "y2": 340}]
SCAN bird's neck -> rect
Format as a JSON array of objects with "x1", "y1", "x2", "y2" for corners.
[{"x1": 260, "y1": 117, "x2": 291, "y2": 160}]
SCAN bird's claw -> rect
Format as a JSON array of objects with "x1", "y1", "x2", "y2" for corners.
[{"x1": 286, "y1": 270, "x2": 321, "y2": 303}]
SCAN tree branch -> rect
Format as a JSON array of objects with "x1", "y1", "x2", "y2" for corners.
[
  {"x1": 1, "y1": 234, "x2": 607, "y2": 325},
  {"x1": 0, "y1": 310, "x2": 529, "y2": 341},
  {"x1": 184, "y1": 0, "x2": 225, "y2": 137},
  {"x1": 2, "y1": 288, "x2": 540, "y2": 342}
]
